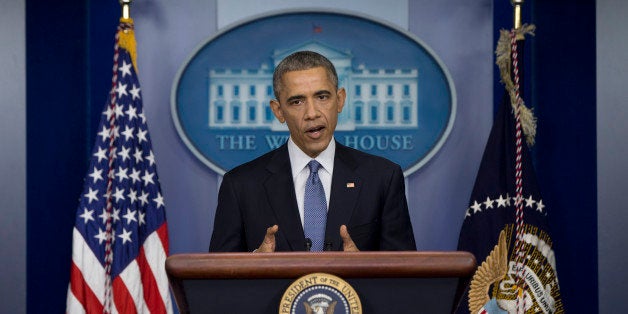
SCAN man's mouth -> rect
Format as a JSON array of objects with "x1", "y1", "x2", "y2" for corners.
[{"x1": 306, "y1": 126, "x2": 325, "y2": 137}]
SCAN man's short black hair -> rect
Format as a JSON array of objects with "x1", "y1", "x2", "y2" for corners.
[{"x1": 272, "y1": 51, "x2": 339, "y2": 100}]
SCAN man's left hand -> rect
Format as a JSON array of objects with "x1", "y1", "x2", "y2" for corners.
[{"x1": 340, "y1": 225, "x2": 359, "y2": 252}]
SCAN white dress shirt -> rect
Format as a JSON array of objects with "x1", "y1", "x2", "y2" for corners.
[{"x1": 287, "y1": 138, "x2": 335, "y2": 227}]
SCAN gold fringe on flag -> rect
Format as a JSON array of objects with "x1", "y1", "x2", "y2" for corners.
[
  {"x1": 118, "y1": 17, "x2": 138, "y2": 73},
  {"x1": 496, "y1": 24, "x2": 536, "y2": 146}
]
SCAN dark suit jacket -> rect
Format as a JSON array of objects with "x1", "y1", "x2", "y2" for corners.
[{"x1": 209, "y1": 142, "x2": 416, "y2": 252}]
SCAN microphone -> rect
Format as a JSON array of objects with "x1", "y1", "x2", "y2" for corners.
[
  {"x1": 305, "y1": 238, "x2": 312, "y2": 251},
  {"x1": 324, "y1": 241, "x2": 333, "y2": 251}
]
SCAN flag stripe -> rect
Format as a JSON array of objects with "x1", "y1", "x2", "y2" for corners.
[
  {"x1": 113, "y1": 275, "x2": 139, "y2": 314},
  {"x1": 70, "y1": 228, "x2": 106, "y2": 304},
  {"x1": 69, "y1": 262, "x2": 104, "y2": 314},
  {"x1": 151, "y1": 224, "x2": 172, "y2": 311},
  {"x1": 141, "y1": 225, "x2": 172, "y2": 313},
  {"x1": 156, "y1": 222, "x2": 169, "y2": 255},
  {"x1": 138, "y1": 242, "x2": 167, "y2": 313},
  {"x1": 66, "y1": 285, "x2": 88, "y2": 314}
]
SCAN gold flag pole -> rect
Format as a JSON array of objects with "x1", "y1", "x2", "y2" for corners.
[
  {"x1": 120, "y1": 0, "x2": 132, "y2": 20},
  {"x1": 512, "y1": 0, "x2": 524, "y2": 32},
  {"x1": 117, "y1": 0, "x2": 138, "y2": 70}
]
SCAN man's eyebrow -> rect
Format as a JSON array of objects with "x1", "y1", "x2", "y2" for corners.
[
  {"x1": 314, "y1": 90, "x2": 332, "y2": 96},
  {"x1": 285, "y1": 90, "x2": 332, "y2": 103},
  {"x1": 286, "y1": 94, "x2": 305, "y2": 103}
]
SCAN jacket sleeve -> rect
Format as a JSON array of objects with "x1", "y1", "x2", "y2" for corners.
[
  {"x1": 208, "y1": 173, "x2": 248, "y2": 252},
  {"x1": 378, "y1": 164, "x2": 417, "y2": 250}
]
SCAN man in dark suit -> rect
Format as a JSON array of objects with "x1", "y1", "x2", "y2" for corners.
[{"x1": 209, "y1": 51, "x2": 416, "y2": 252}]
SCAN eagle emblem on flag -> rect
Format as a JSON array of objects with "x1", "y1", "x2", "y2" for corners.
[{"x1": 469, "y1": 226, "x2": 559, "y2": 313}]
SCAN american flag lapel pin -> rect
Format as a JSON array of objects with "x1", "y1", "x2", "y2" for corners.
[{"x1": 346, "y1": 182, "x2": 355, "y2": 188}]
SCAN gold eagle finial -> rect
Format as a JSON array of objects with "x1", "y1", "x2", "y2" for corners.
[{"x1": 468, "y1": 230, "x2": 509, "y2": 313}]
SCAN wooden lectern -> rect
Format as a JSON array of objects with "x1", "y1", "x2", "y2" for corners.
[{"x1": 166, "y1": 251, "x2": 475, "y2": 314}]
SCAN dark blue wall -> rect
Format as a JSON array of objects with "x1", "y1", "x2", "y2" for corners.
[
  {"x1": 26, "y1": 1, "x2": 118, "y2": 312},
  {"x1": 532, "y1": 1, "x2": 598, "y2": 312}
]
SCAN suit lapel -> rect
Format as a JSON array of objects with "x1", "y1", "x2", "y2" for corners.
[
  {"x1": 263, "y1": 144, "x2": 305, "y2": 251},
  {"x1": 326, "y1": 143, "x2": 362, "y2": 251}
]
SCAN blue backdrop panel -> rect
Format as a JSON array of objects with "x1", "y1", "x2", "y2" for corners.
[
  {"x1": 531, "y1": 1, "x2": 598, "y2": 313},
  {"x1": 26, "y1": 1, "x2": 118, "y2": 312}
]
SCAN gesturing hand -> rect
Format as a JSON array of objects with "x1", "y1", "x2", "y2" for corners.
[
  {"x1": 254, "y1": 225, "x2": 278, "y2": 253},
  {"x1": 340, "y1": 225, "x2": 359, "y2": 252}
]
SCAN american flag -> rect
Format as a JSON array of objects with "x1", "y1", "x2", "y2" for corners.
[{"x1": 66, "y1": 19, "x2": 173, "y2": 314}]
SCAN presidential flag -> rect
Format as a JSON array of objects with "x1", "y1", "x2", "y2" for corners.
[
  {"x1": 66, "y1": 18, "x2": 173, "y2": 314},
  {"x1": 456, "y1": 26, "x2": 563, "y2": 313}
]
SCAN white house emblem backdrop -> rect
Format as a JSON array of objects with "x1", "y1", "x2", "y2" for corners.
[{"x1": 172, "y1": 11, "x2": 456, "y2": 176}]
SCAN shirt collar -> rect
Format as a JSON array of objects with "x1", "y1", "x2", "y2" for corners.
[{"x1": 288, "y1": 138, "x2": 335, "y2": 178}]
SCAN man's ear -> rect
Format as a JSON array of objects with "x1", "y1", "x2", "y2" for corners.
[
  {"x1": 270, "y1": 99, "x2": 285, "y2": 123},
  {"x1": 336, "y1": 87, "x2": 346, "y2": 113}
]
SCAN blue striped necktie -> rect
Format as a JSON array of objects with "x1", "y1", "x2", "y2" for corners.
[{"x1": 303, "y1": 160, "x2": 327, "y2": 251}]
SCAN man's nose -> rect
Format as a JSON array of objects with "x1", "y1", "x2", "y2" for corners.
[{"x1": 304, "y1": 99, "x2": 319, "y2": 119}]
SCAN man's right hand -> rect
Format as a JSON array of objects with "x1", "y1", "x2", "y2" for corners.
[{"x1": 254, "y1": 225, "x2": 278, "y2": 253}]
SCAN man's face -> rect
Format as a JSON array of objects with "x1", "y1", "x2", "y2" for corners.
[{"x1": 270, "y1": 67, "x2": 346, "y2": 158}]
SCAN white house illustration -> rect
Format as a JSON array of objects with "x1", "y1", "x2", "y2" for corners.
[{"x1": 208, "y1": 41, "x2": 418, "y2": 131}]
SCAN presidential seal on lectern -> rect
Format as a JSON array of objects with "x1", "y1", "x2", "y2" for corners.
[{"x1": 279, "y1": 273, "x2": 362, "y2": 314}]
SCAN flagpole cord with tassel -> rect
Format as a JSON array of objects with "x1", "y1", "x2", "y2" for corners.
[
  {"x1": 103, "y1": 1, "x2": 135, "y2": 313},
  {"x1": 496, "y1": 24, "x2": 536, "y2": 146},
  {"x1": 102, "y1": 22, "x2": 121, "y2": 314},
  {"x1": 510, "y1": 29, "x2": 528, "y2": 314},
  {"x1": 506, "y1": 2, "x2": 535, "y2": 313}
]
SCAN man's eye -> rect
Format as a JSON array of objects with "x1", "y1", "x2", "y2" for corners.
[
  {"x1": 290, "y1": 99, "x2": 304, "y2": 105},
  {"x1": 317, "y1": 95, "x2": 329, "y2": 100}
]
